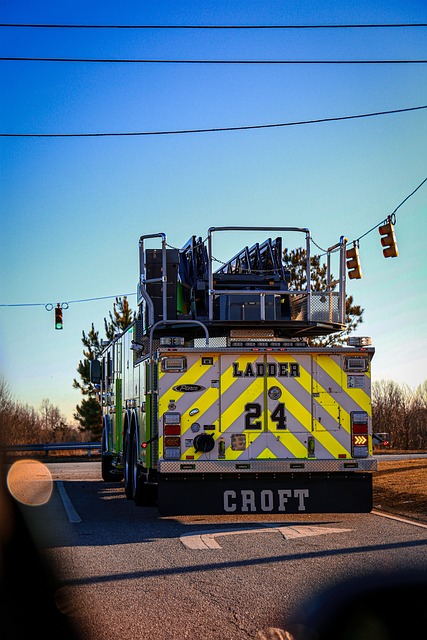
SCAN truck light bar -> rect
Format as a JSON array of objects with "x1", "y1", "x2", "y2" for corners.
[
  {"x1": 160, "y1": 336, "x2": 185, "y2": 346},
  {"x1": 230, "y1": 340, "x2": 308, "y2": 348}
]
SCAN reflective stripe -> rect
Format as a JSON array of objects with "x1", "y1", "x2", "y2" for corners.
[{"x1": 157, "y1": 350, "x2": 373, "y2": 462}]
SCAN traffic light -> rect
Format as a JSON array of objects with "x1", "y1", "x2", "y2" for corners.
[
  {"x1": 346, "y1": 243, "x2": 362, "y2": 279},
  {"x1": 379, "y1": 219, "x2": 399, "y2": 258},
  {"x1": 54, "y1": 304, "x2": 63, "y2": 330}
]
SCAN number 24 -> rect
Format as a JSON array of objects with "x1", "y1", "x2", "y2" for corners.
[{"x1": 244, "y1": 402, "x2": 287, "y2": 429}]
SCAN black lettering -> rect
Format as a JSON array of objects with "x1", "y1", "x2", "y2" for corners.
[
  {"x1": 245, "y1": 403, "x2": 262, "y2": 429},
  {"x1": 290, "y1": 363, "x2": 300, "y2": 377},
  {"x1": 271, "y1": 403, "x2": 287, "y2": 429},
  {"x1": 267, "y1": 363, "x2": 276, "y2": 376},
  {"x1": 232, "y1": 360, "x2": 299, "y2": 378},
  {"x1": 244, "y1": 363, "x2": 255, "y2": 377},
  {"x1": 278, "y1": 363, "x2": 289, "y2": 377},
  {"x1": 232, "y1": 363, "x2": 243, "y2": 377},
  {"x1": 256, "y1": 363, "x2": 265, "y2": 377}
]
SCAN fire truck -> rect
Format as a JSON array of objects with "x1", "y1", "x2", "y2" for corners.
[{"x1": 91, "y1": 226, "x2": 377, "y2": 515}]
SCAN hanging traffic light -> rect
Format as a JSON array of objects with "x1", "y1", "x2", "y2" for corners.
[
  {"x1": 346, "y1": 243, "x2": 362, "y2": 279},
  {"x1": 54, "y1": 304, "x2": 63, "y2": 330},
  {"x1": 378, "y1": 217, "x2": 399, "y2": 258}
]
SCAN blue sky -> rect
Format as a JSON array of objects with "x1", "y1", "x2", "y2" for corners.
[{"x1": 1, "y1": 0, "x2": 426, "y2": 422}]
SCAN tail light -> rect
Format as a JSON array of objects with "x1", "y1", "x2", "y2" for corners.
[
  {"x1": 351, "y1": 411, "x2": 369, "y2": 458},
  {"x1": 163, "y1": 412, "x2": 181, "y2": 459}
]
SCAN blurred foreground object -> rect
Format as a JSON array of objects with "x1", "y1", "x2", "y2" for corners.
[{"x1": 0, "y1": 457, "x2": 81, "y2": 638}]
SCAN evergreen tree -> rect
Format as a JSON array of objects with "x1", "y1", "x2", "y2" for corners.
[
  {"x1": 72, "y1": 323, "x2": 102, "y2": 396},
  {"x1": 104, "y1": 296, "x2": 135, "y2": 341},
  {"x1": 74, "y1": 397, "x2": 103, "y2": 439},
  {"x1": 282, "y1": 247, "x2": 364, "y2": 346},
  {"x1": 74, "y1": 296, "x2": 134, "y2": 439}
]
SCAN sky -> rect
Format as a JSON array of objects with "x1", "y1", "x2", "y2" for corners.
[{"x1": 0, "y1": 0, "x2": 426, "y2": 424}]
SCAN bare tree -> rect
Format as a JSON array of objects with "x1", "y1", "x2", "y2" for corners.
[{"x1": 372, "y1": 380, "x2": 427, "y2": 449}]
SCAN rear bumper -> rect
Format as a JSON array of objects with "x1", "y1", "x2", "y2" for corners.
[
  {"x1": 158, "y1": 457, "x2": 378, "y2": 474},
  {"x1": 158, "y1": 471, "x2": 374, "y2": 515}
]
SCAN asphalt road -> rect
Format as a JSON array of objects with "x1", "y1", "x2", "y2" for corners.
[{"x1": 8, "y1": 461, "x2": 427, "y2": 640}]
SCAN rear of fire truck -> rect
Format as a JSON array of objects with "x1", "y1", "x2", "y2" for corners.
[{"x1": 95, "y1": 227, "x2": 377, "y2": 515}]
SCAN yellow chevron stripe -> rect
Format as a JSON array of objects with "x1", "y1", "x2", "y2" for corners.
[
  {"x1": 220, "y1": 353, "x2": 262, "y2": 393},
  {"x1": 220, "y1": 376, "x2": 265, "y2": 430},
  {"x1": 313, "y1": 422, "x2": 350, "y2": 457},
  {"x1": 158, "y1": 354, "x2": 219, "y2": 393},
  {"x1": 315, "y1": 354, "x2": 372, "y2": 415},
  {"x1": 276, "y1": 432, "x2": 308, "y2": 458},
  {"x1": 258, "y1": 446, "x2": 278, "y2": 459},
  {"x1": 272, "y1": 358, "x2": 349, "y2": 458},
  {"x1": 158, "y1": 355, "x2": 221, "y2": 417}
]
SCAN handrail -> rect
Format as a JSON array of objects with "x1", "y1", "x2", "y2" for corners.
[{"x1": 1, "y1": 442, "x2": 101, "y2": 457}]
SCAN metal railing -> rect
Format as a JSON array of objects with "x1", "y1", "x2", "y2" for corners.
[{"x1": 1, "y1": 441, "x2": 101, "y2": 457}]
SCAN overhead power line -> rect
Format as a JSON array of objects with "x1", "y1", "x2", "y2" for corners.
[
  {"x1": 0, "y1": 293, "x2": 136, "y2": 308},
  {"x1": 355, "y1": 177, "x2": 427, "y2": 243},
  {"x1": 1, "y1": 23, "x2": 426, "y2": 29},
  {"x1": 2, "y1": 56, "x2": 427, "y2": 64},
  {"x1": 1, "y1": 178, "x2": 425, "y2": 309},
  {"x1": 2, "y1": 105, "x2": 425, "y2": 138}
]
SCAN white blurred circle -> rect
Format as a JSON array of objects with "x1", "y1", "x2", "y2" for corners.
[{"x1": 7, "y1": 459, "x2": 53, "y2": 506}]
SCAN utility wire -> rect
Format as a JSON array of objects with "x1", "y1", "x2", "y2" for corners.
[
  {"x1": 1, "y1": 23, "x2": 426, "y2": 29},
  {"x1": 1, "y1": 178, "x2": 425, "y2": 308},
  {"x1": 355, "y1": 176, "x2": 427, "y2": 243},
  {"x1": 2, "y1": 105, "x2": 425, "y2": 138},
  {"x1": 2, "y1": 56, "x2": 427, "y2": 64},
  {"x1": 0, "y1": 294, "x2": 136, "y2": 308}
]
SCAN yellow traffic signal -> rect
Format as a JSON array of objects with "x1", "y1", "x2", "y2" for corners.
[
  {"x1": 346, "y1": 244, "x2": 362, "y2": 279},
  {"x1": 378, "y1": 219, "x2": 399, "y2": 258},
  {"x1": 55, "y1": 304, "x2": 63, "y2": 330}
]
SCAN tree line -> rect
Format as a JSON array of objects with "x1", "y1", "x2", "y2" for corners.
[
  {"x1": 1, "y1": 250, "x2": 425, "y2": 450},
  {"x1": 1, "y1": 374, "x2": 425, "y2": 450},
  {"x1": 372, "y1": 380, "x2": 427, "y2": 450},
  {"x1": 0, "y1": 378, "x2": 81, "y2": 448}
]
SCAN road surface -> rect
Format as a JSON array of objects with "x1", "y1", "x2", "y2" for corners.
[{"x1": 7, "y1": 460, "x2": 427, "y2": 640}]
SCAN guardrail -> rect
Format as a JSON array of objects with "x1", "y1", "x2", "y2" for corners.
[{"x1": 1, "y1": 442, "x2": 102, "y2": 457}]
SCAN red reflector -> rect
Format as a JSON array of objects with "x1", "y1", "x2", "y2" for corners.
[
  {"x1": 164, "y1": 436, "x2": 180, "y2": 447},
  {"x1": 353, "y1": 424, "x2": 368, "y2": 434},
  {"x1": 338, "y1": 454, "x2": 347, "y2": 458},
  {"x1": 186, "y1": 455, "x2": 194, "y2": 459},
  {"x1": 165, "y1": 424, "x2": 181, "y2": 435},
  {"x1": 141, "y1": 442, "x2": 147, "y2": 449}
]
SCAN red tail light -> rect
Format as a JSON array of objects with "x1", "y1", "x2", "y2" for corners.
[
  {"x1": 351, "y1": 411, "x2": 369, "y2": 458},
  {"x1": 165, "y1": 424, "x2": 181, "y2": 435}
]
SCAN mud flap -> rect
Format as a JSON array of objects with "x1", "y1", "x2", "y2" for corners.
[{"x1": 157, "y1": 473, "x2": 373, "y2": 516}]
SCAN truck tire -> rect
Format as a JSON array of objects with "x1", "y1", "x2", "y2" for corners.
[
  {"x1": 101, "y1": 453, "x2": 117, "y2": 482},
  {"x1": 123, "y1": 433, "x2": 134, "y2": 499}
]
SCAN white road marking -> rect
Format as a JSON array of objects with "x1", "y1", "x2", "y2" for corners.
[
  {"x1": 56, "y1": 480, "x2": 81, "y2": 523},
  {"x1": 372, "y1": 509, "x2": 427, "y2": 529},
  {"x1": 180, "y1": 524, "x2": 352, "y2": 550}
]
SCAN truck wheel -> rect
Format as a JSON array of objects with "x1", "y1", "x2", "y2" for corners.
[
  {"x1": 123, "y1": 433, "x2": 134, "y2": 499},
  {"x1": 101, "y1": 453, "x2": 118, "y2": 482}
]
